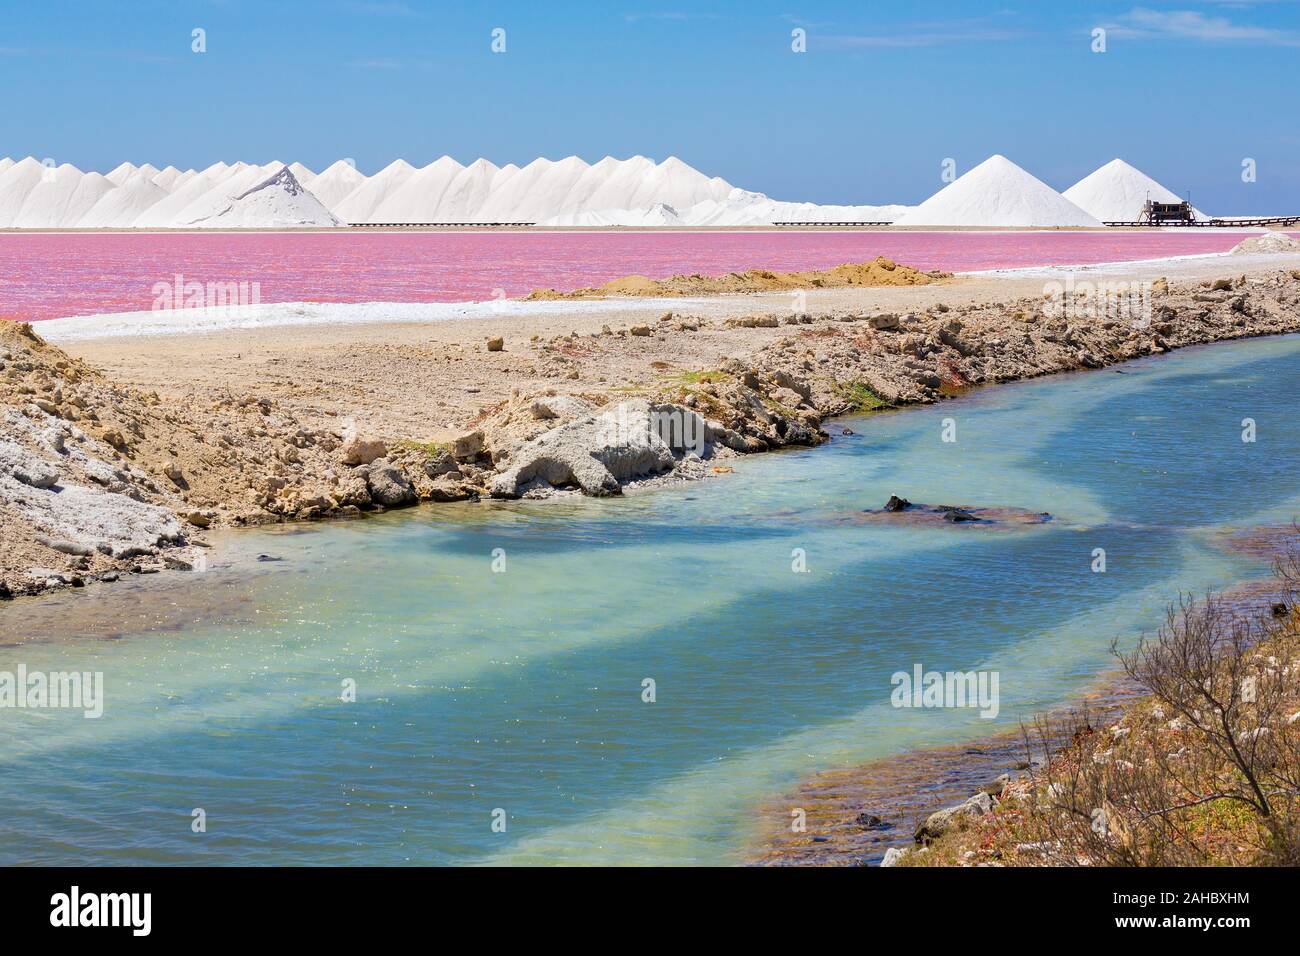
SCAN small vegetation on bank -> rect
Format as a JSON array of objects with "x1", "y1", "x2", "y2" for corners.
[
  {"x1": 833, "y1": 381, "x2": 891, "y2": 413},
  {"x1": 396, "y1": 439, "x2": 449, "y2": 457}
]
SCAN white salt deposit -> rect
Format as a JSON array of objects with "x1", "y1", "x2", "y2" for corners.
[
  {"x1": 12, "y1": 165, "x2": 115, "y2": 228},
  {"x1": 894, "y1": 155, "x2": 1103, "y2": 228},
  {"x1": 38, "y1": 296, "x2": 708, "y2": 342},
  {"x1": 0, "y1": 157, "x2": 53, "y2": 227},
  {"x1": 168, "y1": 164, "x2": 280, "y2": 225},
  {"x1": 1230, "y1": 231, "x2": 1300, "y2": 255},
  {"x1": 130, "y1": 163, "x2": 241, "y2": 227},
  {"x1": 183, "y1": 166, "x2": 341, "y2": 228},
  {"x1": 332, "y1": 159, "x2": 416, "y2": 223},
  {"x1": 542, "y1": 202, "x2": 686, "y2": 228},
  {"x1": 150, "y1": 166, "x2": 184, "y2": 192},
  {"x1": 1063, "y1": 159, "x2": 1207, "y2": 223},
  {"x1": 78, "y1": 170, "x2": 170, "y2": 227},
  {"x1": 538, "y1": 184, "x2": 910, "y2": 228},
  {"x1": 105, "y1": 162, "x2": 138, "y2": 185},
  {"x1": 369, "y1": 156, "x2": 465, "y2": 222},
  {"x1": 1, "y1": 151, "x2": 1229, "y2": 230},
  {"x1": 303, "y1": 159, "x2": 366, "y2": 210}
]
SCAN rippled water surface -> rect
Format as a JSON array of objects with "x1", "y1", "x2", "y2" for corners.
[{"x1": 2, "y1": 335, "x2": 1299, "y2": 864}]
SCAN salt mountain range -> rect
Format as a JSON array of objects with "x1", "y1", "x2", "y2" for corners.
[{"x1": 0, "y1": 153, "x2": 1197, "y2": 229}]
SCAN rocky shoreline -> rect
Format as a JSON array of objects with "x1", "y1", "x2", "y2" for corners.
[{"x1": 4, "y1": 264, "x2": 1300, "y2": 599}]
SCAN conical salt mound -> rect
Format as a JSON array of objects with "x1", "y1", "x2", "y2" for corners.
[
  {"x1": 1063, "y1": 158, "x2": 1207, "y2": 222},
  {"x1": 182, "y1": 166, "x2": 341, "y2": 228},
  {"x1": 894, "y1": 155, "x2": 1102, "y2": 228}
]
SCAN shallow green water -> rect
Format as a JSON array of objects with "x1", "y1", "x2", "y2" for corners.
[{"x1": 3, "y1": 335, "x2": 1299, "y2": 865}]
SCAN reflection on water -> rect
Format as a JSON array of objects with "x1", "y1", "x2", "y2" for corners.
[{"x1": 2, "y1": 335, "x2": 1299, "y2": 865}]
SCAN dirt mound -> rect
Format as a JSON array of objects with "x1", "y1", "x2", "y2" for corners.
[
  {"x1": 0, "y1": 321, "x2": 360, "y2": 595},
  {"x1": 527, "y1": 256, "x2": 949, "y2": 299}
]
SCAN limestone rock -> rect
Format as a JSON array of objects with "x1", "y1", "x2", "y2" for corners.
[
  {"x1": 451, "y1": 430, "x2": 485, "y2": 460},
  {"x1": 490, "y1": 399, "x2": 705, "y2": 498},
  {"x1": 364, "y1": 458, "x2": 416, "y2": 507},
  {"x1": 914, "y1": 791, "x2": 994, "y2": 844},
  {"x1": 340, "y1": 426, "x2": 386, "y2": 467}
]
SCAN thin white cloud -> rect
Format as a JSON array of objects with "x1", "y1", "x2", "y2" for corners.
[
  {"x1": 818, "y1": 17, "x2": 1026, "y2": 48},
  {"x1": 624, "y1": 12, "x2": 720, "y2": 22},
  {"x1": 1105, "y1": 7, "x2": 1300, "y2": 46}
]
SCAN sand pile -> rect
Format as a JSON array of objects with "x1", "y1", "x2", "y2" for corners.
[
  {"x1": 527, "y1": 256, "x2": 947, "y2": 299},
  {"x1": 1230, "y1": 232, "x2": 1300, "y2": 255},
  {"x1": 894, "y1": 155, "x2": 1102, "y2": 228},
  {"x1": 1063, "y1": 158, "x2": 1206, "y2": 222}
]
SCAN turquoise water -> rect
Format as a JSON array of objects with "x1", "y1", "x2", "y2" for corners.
[{"x1": 3, "y1": 335, "x2": 1299, "y2": 865}]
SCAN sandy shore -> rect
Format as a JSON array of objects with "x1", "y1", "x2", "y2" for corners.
[{"x1": 3, "y1": 249, "x2": 1299, "y2": 597}]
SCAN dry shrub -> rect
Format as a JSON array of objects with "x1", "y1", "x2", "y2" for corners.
[{"x1": 1015, "y1": 537, "x2": 1300, "y2": 866}]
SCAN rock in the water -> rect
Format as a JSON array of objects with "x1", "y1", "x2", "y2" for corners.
[
  {"x1": 426, "y1": 475, "x2": 475, "y2": 502},
  {"x1": 364, "y1": 458, "x2": 417, "y2": 507},
  {"x1": 883, "y1": 494, "x2": 912, "y2": 512},
  {"x1": 914, "y1": 791, "x2": 994, "y2": 844}
]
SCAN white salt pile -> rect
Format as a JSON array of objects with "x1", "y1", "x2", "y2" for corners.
[
  {"x1": 77, "y1": 170, "x2": 169, "y2": 227},
  {"x1": 538, "y1": 188, "x2": 912, "y2": 228},
  {"x1": 151, "y1": 166, "x2": 185, "y2": 191},
  {"x1": 543, "y1": 201, "x2": 687, "y2": 228},
  {"x1": 1063, "y1": 159, "x2": 1206, "y2": 222},
  {"x1": 332, "y1": 159, "x2": 416, "y2": 223},
  {"x1": 12, "y1": 165, "x2": 115, "y2": 228},
  {"x1": 894, "y1": 155, "x2": 1102, "y2": 228},
  {"x1": 184, "y1": 166, "x2": 341, "y2": 228},
  {"x1": 0, "y1": 151, "x2": 1231, "y2": 230},
  {"x1": 105, "y1": 162, "x2": 138, "y2": 185},
  {"x1": 300, "y1": 159, "x2": 366, "y2": 209},
  {"x1": 0, "y1": 157, "x2": 51, "y2": 226},
  {"x1": 1230, "y1": 232, "x2": 1300, "y2": 255}
]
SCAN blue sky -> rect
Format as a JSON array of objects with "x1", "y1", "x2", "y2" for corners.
[{"x1": 2, "y1": 1, "x2": 1298, "y2": 213}]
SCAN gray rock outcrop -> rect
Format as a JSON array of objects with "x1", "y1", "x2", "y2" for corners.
[{"x1": 490, "y1": 399, "x2": 708, "y2": 498}]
